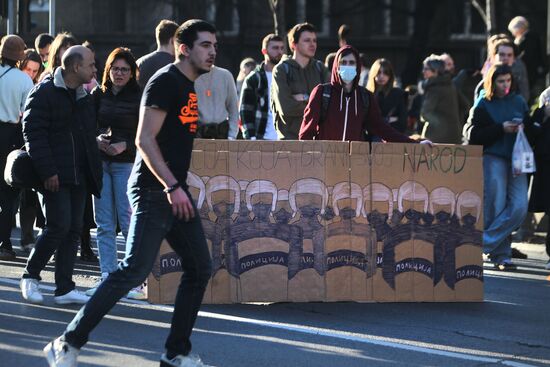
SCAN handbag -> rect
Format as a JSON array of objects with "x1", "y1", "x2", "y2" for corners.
[
  {"x1": 512, "y1": 126, "x2": 536, "y2": 176},
  {"x1": 3, "y1": 148, "x2": 42, "y2": 189}
]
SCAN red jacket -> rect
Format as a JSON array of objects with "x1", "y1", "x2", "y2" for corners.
[{"x1": 299, "y1": 46, "x2": 414, "y2": 143}]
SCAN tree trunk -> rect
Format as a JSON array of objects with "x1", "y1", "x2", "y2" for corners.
[
  {"x1": 486, "y1": 0, "x2": 495, "y2": 34},
  {"x1": 268, "y1": 0, "x2": 286, "y2": 36}
]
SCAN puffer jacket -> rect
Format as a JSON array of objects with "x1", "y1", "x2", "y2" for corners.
[
  {"x1": 22, "y1": 67, "x2": 102, "y2": 196},
  {"x1": 91, "y1": 83, "x2": 141, "y2": 163}
]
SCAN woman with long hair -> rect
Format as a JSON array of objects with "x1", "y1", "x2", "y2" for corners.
[
  {"x1": 19, "y1": 49, "x2": 44, "y2": 83},
  {"x1": 38, "y1": 32, "x2": 78, "y2": 81},
  {"x1": 366, "y1": 58, "x2": 407, "y2": 133},
  {"x1": 466, "y1": 63, "x2": 533, "y2": 270},
  {"x1": 87, "y1": 47, "x2": 144, "y2": 299}
]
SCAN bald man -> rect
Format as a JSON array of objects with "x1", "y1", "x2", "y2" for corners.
[{"x1": 20, "y1": 45, "x2": 103, "y2": 306}]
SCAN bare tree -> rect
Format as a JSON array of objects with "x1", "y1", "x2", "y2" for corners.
[
  {"x1": 268, "y1": 0, "x2": 285, "y2": 36},
  {"x1": 471, "y1": 0, "x2": 496, "y2": 34}
]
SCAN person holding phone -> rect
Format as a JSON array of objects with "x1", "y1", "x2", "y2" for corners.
[{"x1": 464, "y1": 63, "x2": 534, "y2": 271}]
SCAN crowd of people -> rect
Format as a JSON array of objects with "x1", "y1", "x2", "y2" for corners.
[{"x1": 0, "y1": 14, "x2": 549, "y2": 367}]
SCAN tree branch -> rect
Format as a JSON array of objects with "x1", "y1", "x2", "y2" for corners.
[{"x1": 470, "y1": 0, "x2": 487, "y2": 27}]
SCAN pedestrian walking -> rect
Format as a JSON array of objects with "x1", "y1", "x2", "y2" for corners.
[
  {"x1": 44, "y1": 19, "x2": 215, "y2": 367},
  {"x1": 464, "y1": 63, "x2": 532, "y2": 271},
  {"x1": 20, "y1": 45, "x2": 102, "y2": 304}
]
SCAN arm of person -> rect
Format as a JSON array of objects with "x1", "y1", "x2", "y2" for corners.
[
  {"x1": 225, "y1": 71, "x2": 240, "y2": 139},
  {"x1": 299, "y1": 84, "x2": 323, "y2": 140},
  {"x1": 366, "y1": 93, "x2": 415, "y2": 143},
  {"x1": 135, "y1": 106, "x2": 194, "y2": 221},
  {"x1": 22, "y1": 85, "x2": 59, "y2": 190},
  {"x1": 271, "y1": 63, "x2": 307, "y2": 119},
  {"x1": 465, "y1": 104, "x2": 505, "y2": 146},
  {"x1": 239, "y1": 73, "x2": 259, "y2": 139}
]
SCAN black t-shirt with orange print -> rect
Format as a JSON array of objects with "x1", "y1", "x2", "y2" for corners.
[{"x1": 129, "y1": 64, "x2": 198, "y2": 190}]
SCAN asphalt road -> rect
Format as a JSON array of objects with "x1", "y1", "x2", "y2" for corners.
[{"x1": 1, "y1": 230, "x2": 549, "y2": 367}]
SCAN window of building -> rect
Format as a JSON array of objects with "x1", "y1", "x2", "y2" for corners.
[
  {"x1": 206, "y1": 0, "x2": 239, "y2": 37},
  {"x1": 450, "y1": 0, "x2": 486, "y2": 40},
  {"x1": 362, "y1": 0, "x2": 415, "y2": 38},
  {"x1": 286, "y1": 0, "x2": 330, "y2": 37}
]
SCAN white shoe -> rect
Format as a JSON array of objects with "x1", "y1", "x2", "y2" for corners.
[
  {"x1": 160, "y1": 353, "x2": 211, "y2": 367},
  {"x1": 85, "y1": 273, "x2": 108, "y2": 296},
  {"x1": 54, "y1": 290, "x2": 90, "y2": 305},
  {"x1": 126, "y1": 285, "x2": 147, "y2": 300},
  {"x1": 545, "y1": 260, "x2": 550, "y2": 270},
  {"x1": 20, "y1": 278, "x2": 44, "y2": 304},
  {"x1": 44, "y1": 336, "x2": 79, "y2": 367}
]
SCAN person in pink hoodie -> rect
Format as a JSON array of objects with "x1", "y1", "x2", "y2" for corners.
[{"x1": 299, "y1": 45, "x2": 428, "y2": 144}]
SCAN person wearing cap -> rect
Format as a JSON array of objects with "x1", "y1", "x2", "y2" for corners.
[{"x1": 0, "y1": 35, "x2": 34, "y2": 261}]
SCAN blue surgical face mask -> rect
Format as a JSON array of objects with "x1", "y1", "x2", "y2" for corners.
[{"x1": 339, "y1": 65, "x2": 356, "y2": 83}]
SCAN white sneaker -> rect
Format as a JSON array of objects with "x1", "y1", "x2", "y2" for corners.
[
  {"x1": 85, "y1": 273, "x2": 108, "y2": 296},
  {"x1": 54, "y1": 290, "x2": 90, "y2": 305},
  {"x1": 44, "y1": 336, "x2": 79, "y2": 367},
  {"x1": 20, "y1": 278, "x2": 44, "y2": 304},
  {"x1": 126, "y1": 285, "x2": 147, "y2": 300},
  {"x1": 545, "y1": 260, "x2": 550, "y2": 270},
  {"x1": 160, "y1": 353, "x2": 210, "y2": 367}
]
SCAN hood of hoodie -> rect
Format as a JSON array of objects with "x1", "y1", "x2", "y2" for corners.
[{"x1": 331, "y1": 45, "x2": 361, "y2": 88}]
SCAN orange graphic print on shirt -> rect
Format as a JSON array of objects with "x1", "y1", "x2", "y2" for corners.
[{"x1": 178, "y1": 92, "x2": 198, "y2": 133}]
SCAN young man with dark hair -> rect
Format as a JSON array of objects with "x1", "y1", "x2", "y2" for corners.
[
  {"x1": 137, "y1": 19, "x2": 179, "y2": 89},
  {"x1": 271, "y1": 22, "x2": 330, "y2": 139},
  {"x1": 239, "y1": 33, "x2": 285, "y2": 140},
  {"x1": 0, "y1": 35, "x2": 34, "y2": 261},
  {"x1": 43, "y1": 19, "x2": 216, "y2": 367},
  {"x1": 34, "y1": 33, "x2": 54, "y2": 65}
]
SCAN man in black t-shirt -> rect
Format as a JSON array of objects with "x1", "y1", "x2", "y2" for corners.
[{"x1": 45, "y1": 20, "x2": 217, "y2": 367}]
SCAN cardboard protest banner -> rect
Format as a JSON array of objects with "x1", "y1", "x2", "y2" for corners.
[{"x1": 147, "y1": 140, "x2": 483, "y2": 304}]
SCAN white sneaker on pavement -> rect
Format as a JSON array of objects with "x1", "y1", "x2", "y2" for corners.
[
  {"x1": 54, "y1": 290, "x2": 90, "y2": 305},
  {"x1": 20, "y1": 278, "x2": 44, "y2": 304},
  {"x1": 126, "y1": 284, "x2": 147, "y2": 300},
  {"x1": 44, "y1": 336, "x2": 79, "y2": 367},
  {"x1": 160, "y1": 353, "x2": 212, "y2": 367},
  {"x1": 85, "y1": 272, "x2": 109, "y2": 296}
]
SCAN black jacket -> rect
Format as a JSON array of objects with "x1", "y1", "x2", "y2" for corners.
[
  {"x1": 22, "y1": 68, "x2": 103, "y2": 196},
  {"x1": 92, "y1": 83, "x2": 141, "y2": 163},
  {"x1": 375, "y1": 87, "x2": 407, "y2": 133}
]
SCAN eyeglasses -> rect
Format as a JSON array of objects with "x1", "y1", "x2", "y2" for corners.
[{"x1": 111, "y1": 66, "x2": 130, "y2": 74}]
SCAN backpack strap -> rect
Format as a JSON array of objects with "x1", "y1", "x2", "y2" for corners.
[
  {"x1": 319, "y1": 83, "x2": 332, "y2": 126},
  {"x1": 0, "y1": 66, "x2": 14, "y2": 81},
  {"x1": 358, "y1": 87, "x2": 370, "y2": 112}
]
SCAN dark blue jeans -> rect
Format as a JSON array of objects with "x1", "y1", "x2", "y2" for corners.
[
  {"x1": 22, "y1": 181, "x2": 87, "y2": 296},
  {"x1": 64, "y1": 187, "x2": 212, "y2": 357}
]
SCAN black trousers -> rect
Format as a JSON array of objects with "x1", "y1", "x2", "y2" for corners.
[{"x1": 0, "y1": 123, "x2": 23, "y2": 250}]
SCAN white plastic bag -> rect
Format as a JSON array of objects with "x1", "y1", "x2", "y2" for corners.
[{"x1": 512, "y1": 126, "x2": 536, "y2": 176}]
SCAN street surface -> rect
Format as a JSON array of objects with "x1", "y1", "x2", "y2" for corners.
[{"x1": 1, "y1": 229, "x2": 549, "y2": 367}]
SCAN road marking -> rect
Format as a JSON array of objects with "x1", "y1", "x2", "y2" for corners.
[{"x1": 0, "y1": 277, "x2": 543, "y2": 367}]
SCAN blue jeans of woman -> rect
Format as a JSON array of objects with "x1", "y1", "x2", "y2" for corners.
[
  {"x1": 93, "y1": 161, "x2": 133, "y2": 275},
  {"x1": 483, "y1": 154, "x2": 528, "y2": 263},
  {"x1": 64, "y1": 187, "x2": 212, "y2": 357}
]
